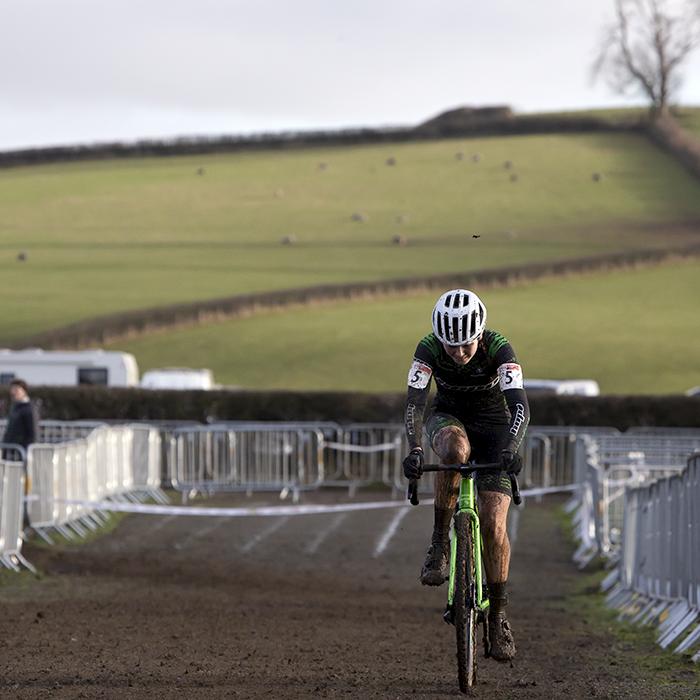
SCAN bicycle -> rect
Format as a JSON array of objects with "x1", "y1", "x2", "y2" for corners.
[{"x1": 407, "y1": 462, "x2": 521, "y2": 693}]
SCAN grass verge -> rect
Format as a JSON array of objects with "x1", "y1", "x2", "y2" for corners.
[{"x1": 558, "y1": 506, "x2": 700, "y2": 689}]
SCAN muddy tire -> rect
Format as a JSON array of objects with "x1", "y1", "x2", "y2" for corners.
[{"x1": 454, "y1": 511, "x2": 478, "y2": 692}]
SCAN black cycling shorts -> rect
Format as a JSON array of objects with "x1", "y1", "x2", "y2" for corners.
[{"x1": 425, "y1": 409, "x2": 512, "y2": 497}]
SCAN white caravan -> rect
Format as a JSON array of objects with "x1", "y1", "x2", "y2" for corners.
[{"x1": 0, "y1": 349, "x2": 140, "y2": 387}]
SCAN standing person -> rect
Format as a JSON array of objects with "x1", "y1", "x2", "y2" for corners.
[
  {"x1": 2, "y1": 379, "x2": 37, "y2": 460},
  {"x1": 402, "y1": 289, "x2": 529, "y2": 662}
]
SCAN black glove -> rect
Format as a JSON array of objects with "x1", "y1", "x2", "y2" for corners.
[
  {"x1": 500, "y1": 450, "x2": 523, "y2": 475},
  {"x1": 403, "y1": 448, "x2": 425, "y2": 479}
]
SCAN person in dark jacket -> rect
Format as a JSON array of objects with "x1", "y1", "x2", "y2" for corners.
[{"x1": 2, "y1": 379, "x2": 37, "y2": 460}]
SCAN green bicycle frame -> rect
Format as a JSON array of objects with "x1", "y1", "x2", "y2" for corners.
[{"x1": 447, "y1": 473, "x2": 489, "y2": 616}]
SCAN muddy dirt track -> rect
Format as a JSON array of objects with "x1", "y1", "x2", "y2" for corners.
[{"x1": 1, "y1": 492, "x2": 698, "y2": 699}]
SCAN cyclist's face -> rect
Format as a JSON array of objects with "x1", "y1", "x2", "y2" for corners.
[{"x1": 442, "y1": 338, "x2": 479, "y2": 365}]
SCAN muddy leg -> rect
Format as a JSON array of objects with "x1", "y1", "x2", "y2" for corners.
[{"x1": 420, "y1": 426, "x2": 471, "y2": 586}]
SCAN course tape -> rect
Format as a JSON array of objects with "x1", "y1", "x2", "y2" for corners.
[
  {"x1": 519, "y1": 484, "x2": 579, "y2": 497},
  {"x1": 323, "y1": 441, "x2": 399, "y2": 453},
  {"x1": 28, "y1": 484, "x2": 575, "y2": 517},
  {"x1": 33, "y1": 497, "x2": 433, "y2": 517}
]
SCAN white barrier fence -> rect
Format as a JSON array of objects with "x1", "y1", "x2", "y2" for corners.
[
  {"x1": 168, "y1": 422, "x2": 407, "y2": 500},
  {"x1": 167, "y1": 422, "x2": 700, "y2": 504},
  {"x1": 169, "y1": 423, "x2": 329, "y2": 502},
  {"x1": 570, "y1": 428, "x2": 700, "y2": 569},
  {"x1": 602, "y1": 452, "x2": 700, "y2": 662},
  {"x1": 0, "y1": 446, "x2": 36, "y2": 574},
  {"x1": 1, "y1": 423, "x2": 163, "y2": 555}
]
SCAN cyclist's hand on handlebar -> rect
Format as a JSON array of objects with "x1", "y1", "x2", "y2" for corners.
[
  {"x1": 500, "y1": 450, "x2": 523, "y2": 475},
  {"x1": 403, "y1": 448, "x2": 425, "y2": 479}
]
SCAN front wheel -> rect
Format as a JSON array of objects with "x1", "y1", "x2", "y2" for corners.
[{"x1": 454, "y1": 511, "x2": 478, "y2": 692}]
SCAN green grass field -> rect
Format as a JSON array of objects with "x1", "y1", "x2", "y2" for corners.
[
  {"x1": 3, "y1": 112, "x2": 700, "y2": 394},
  {"x1": 106, "y1": 258, "x2": 700, "y2": 395},
  {"x1": 2, "y1": 129, "x2": 700, "y2": 342}
]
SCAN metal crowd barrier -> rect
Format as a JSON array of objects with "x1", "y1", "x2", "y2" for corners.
[
  {"x1": 323, "y1": 423, "x2": 406, "y2": 494},
  {"x1": 167, "y1": 422, "x2": 615, "y2": 500},
  {"x1": 603, "y1": 452, "x2": 700, "y2": 662},
  {"x1": 169, "y1": 421, "x2": 437, "y2": 500},
  {"x1": 26, "y1": 424, "x2": 164, "y2": 543},
  {"x1": 571, "y1": 430, "x2": 700, "y2": 568},
  {"x1": 170, "y1": 423, "x2": 330, "y2": 502},
  {"x1": 0, "y1": 446, "x2": 37, "y2": 574},
  {"x1": 523, "y1": 426, "x2": 621, "y2": 490}
]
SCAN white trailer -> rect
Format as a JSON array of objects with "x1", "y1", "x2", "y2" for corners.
[
  {"x1": 140, "y1": 368, "x2": 214, "y2": 390},
  {"x1": 524, "y1": 379, "x2": 600, "y2": 396},
  {"x1": 0, "y1": 349, "x2": 139, "y2": 387}
]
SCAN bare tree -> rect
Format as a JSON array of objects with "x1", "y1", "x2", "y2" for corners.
[{"x1": 593, "y1": 0, "x2": 700, "y2": 116}]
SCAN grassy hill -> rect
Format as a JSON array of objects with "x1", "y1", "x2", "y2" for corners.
[
  {"x1": 2, "y1": 127, "x2": 700, "y2": 341},
  {"x1": 105, "y1": 258, "x2": 700, "y2": 395},
  {"x1": 3, "y1": 109, "x2": 700, "y2": 394}
]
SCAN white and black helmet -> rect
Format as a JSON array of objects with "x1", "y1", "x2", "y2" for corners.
[{"x1": 431, "y1": 289, "x2": 487, "y2": 346}]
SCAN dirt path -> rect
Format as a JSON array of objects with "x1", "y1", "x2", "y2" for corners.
[{"x1": 0, "y1": 493, "x2": 698, "y2": 699}]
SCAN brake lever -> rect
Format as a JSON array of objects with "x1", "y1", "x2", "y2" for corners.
[
  {"x1": 407, "y1": 478, "x2": 420, "y2": 506},
  {"x1": 509, "y1": 473, "x2": 522, "y2": 506}
]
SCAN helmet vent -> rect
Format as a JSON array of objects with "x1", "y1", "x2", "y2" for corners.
[{"x1": 452, "y1": 316, "x2": 459, "y2": 343}]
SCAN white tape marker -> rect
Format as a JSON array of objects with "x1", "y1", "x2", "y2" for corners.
[
  {"x1": 241, "y1": 516, "x2": 291, "y2": 553},
  {"x1": 305, "y1": 513, "x2": 348, "y2": 555},
  {"x1": 373, "y1": 507, "x2": 411, "y2": 558}
]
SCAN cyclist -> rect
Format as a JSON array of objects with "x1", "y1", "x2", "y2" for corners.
[{"x1": 402, "y1": 289, "x2": 530, "y2": 662}]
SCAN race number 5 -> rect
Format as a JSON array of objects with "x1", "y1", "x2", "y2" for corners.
[
  {"x1": 497, "y1": 363, "x2": 524, "y2": 390},
  {"x1": 408, "y1": 360, "x2": 432, "y2": 389}
]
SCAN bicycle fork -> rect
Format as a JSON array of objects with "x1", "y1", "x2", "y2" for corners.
[{"x1": 444, "y1": 477, "x2": 490, "y2": 627}]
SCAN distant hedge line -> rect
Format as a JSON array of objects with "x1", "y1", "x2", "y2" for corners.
[
  {"x1": 2, "y1": 108, "x2": 695, "y2": 181},
  {"x1": 0, "y1": 111, "x2": 637, "y2": 169},
  {"x1": 10, "y1": 242, "x2": 700, "y2": 351},
  {"x1": 3, "y1": 386, "x2": 699, "y2": 431}
]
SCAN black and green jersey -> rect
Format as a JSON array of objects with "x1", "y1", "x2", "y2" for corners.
[{"x1": 405, "y1": 330, "x2": 530, "y2": 453}]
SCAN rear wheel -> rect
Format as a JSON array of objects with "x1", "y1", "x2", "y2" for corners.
[{"x1": 454, "y1": 511, "x2": 478, "y2": 692}]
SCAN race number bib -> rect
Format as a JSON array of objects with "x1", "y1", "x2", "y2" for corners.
[
  {"x1": 497, "y1": 363, "x2": 524, "y2": 391},
  {"x1": 408, "y1": 360, "x2": 432, "y2": 389}
]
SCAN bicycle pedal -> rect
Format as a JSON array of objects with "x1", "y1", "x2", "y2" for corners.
[{"x1": 443, "y1": 604, "x2": 455, "y2": 626}]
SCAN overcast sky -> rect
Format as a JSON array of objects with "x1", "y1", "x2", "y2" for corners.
[{"x1": 2, "y1": 0, "x2": 700, "y2": 151}]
